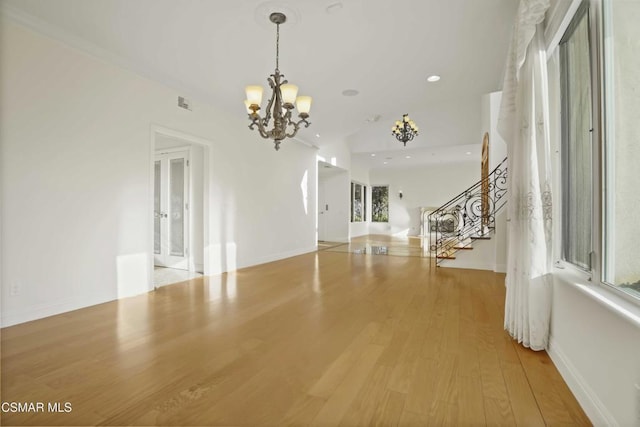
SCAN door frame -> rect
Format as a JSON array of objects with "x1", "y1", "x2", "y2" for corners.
[{"x1": 148, "y1": 125, "x2": 213, "y2": 291}]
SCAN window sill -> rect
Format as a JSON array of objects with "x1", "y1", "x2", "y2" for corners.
[{"x1": 553, "y1": 266, "x2": 640, "y2": 330}]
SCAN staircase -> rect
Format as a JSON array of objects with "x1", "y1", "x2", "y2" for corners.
[{"x1": 428, "y1": 157, "x2": 508, "y2": 266}]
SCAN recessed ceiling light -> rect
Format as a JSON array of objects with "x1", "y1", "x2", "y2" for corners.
[
  {"x1": 427, "y1": 75, "x2": 441, "y2": 82},
  {"x1": 342, "y1": 89, "x2": 359, "y2": 97},
  {"x1": 466, "y1": 151, "x2": 471, "y2": 155},
  {"x1": 405, "y1": 155, "x2": 411, "y2": 159},
  {"x1": 316, "y1": 133, "x2": 320, "y2": 138},
  {"x1": 383, "y1": 161, "x2": 388, "y2": 165},
  {"x1": 371, "y1": 153, "x2": 376, "y2": 157}
]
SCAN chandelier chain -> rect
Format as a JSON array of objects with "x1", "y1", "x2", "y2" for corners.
[
  {"x1": 245, "y1": 12, "x2": 311, "y2": 150},
  {"x1": 275, "y1": 23, "x2": 280, "y2": 71}
]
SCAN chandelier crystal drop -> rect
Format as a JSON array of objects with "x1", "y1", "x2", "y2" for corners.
[
  {"x1": 392, "y1": 114, "x2": 419, "y2": 147},
  {"x1": 244, "y1": 12, "x2": 312, "y2": 151}
]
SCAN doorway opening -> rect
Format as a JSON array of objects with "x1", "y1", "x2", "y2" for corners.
[
  {"x1": 150, "y1": 127, "x2": 211, "y2": 289},
  {"x1": 317, "y1": 160, "x2": 349, "y2": 245}
]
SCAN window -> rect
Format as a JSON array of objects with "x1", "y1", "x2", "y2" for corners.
[
  {"x1": 602, "y1": 0, "x2": 640, "y2": 299},
  {"x1": 351, "y1": 182, "x2": 366, "y2": 222},
  {"x1": 372, "y1": 186, "x2": 389, "y2": 222},
  {"x1": 560, "y1": 3, "x2": 593, "y2": 270},
  {"x1": 557, "y1": 1, "x2": 640, "y2": 302}
]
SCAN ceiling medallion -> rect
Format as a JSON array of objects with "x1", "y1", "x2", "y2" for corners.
[{"x1": 244, "y1": 12, "x2": 312, "y2": 151}]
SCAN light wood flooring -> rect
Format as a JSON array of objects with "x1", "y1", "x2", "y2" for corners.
[
  {"x1": 325, "y1": 235, "x2": 428, "y2": 257},
  {"x1": 1, "y1": 241, "x2": 590, "y2": 426},
  {"x1": 153, "y1": 266, "x2": 203, "y2": 288}
]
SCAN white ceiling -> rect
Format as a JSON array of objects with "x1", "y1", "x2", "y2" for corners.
[{"x1": 2, "y1": 0, "x2": 517, "y2": 169}]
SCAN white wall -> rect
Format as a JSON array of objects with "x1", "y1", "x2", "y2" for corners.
[
  {"x1": 549, "y1": 273, "x2": 640, "y2": 426},
  {"x1": 0, "y1": 20, "x2": 317, "y2": 326},
  {"x1": 190, "y1": 144, "x2": 205, "y2": 273},
  {"x1": 369, "y1": 162, "x2": 479, "y2": 237},
  {"x1": 481, "y1": 91, "x2": 508, "y2": 272},
  {"x1": 317, "y1": 139, "x2": 351, "y2": 171},
  {"x1": 485, "y1": 92, "x2": 508, "y2": 170}
]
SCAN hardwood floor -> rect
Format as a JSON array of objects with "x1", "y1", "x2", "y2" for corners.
[
  {"x1": 326, "y1": 234, "x2": 427, "y2": 257},
  {"x1": 1, "y1": 247, "x2": 590, "y2": 426}
]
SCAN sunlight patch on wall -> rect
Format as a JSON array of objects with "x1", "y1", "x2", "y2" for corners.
[
  {"x1": 116, "y1": 253, "x2": 149, "y2": 298},
  {"x1": 301, "y1": 170, "x2": 309, "y2": 215},
  {"x1": 209, "y1": 243, "x2": 238, "y2": 274}
]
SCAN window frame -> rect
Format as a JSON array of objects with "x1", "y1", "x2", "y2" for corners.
[
  {"x1": 556, "y1": 0, "x2": 639, "y2": 305},
  {"x1": 559, "y1": 0, "x2": 595, "y2": 272},
  {"x1": 371, "y1": 185, "x2": 389, "y2": 223},
  {"x1": 350, "y1": 182, "x2": 366, "y2": 223}
]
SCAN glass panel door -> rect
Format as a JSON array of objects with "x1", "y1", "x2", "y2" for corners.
[
  {"x1": 154, "y1": 150, "x2": 189, "y2": 270},
  {"x1": 154, "y1": 160, "x2": 162, "y2": 255},
  {"x1": 169, "y1": 158, "x2": 185, "y2": 257}
]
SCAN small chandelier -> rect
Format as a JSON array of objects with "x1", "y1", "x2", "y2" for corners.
[
  {"x1": 392, "y1": 114, "x2": 419, "y2": 146},
  {"x1": 244, "y1": 12, "x2": 312, "y2": 151}
]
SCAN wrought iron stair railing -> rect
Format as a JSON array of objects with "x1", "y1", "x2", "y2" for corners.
[{"x1": 428, "y1": 157, "x2": 508, "y2": 265}]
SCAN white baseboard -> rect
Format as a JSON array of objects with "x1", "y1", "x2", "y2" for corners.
[
  {"x1": 321, "y1": 236, "x2": 348, "y2": 243},
  {"x1": 547, "y1": 337, "x2": 617, "y2": 426},
  {"x1": 494, "y1": 263, "x2": 507, "y2": 273},
  {"x1": 440, "y1": 259, "x2": 495, "y2": 271},
  {"x1": 1, "y1": 292, "x2": 116, "y2": 328},
  {"x1": 247, "y1": 245, "x2": 318, "y2": 269}
]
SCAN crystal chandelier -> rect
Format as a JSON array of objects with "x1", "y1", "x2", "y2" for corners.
[
  {"x1": 244, "y1": 12, "x2": 312, "y2": 151},
  {"x1": 392, "y1": 114, "x2": 419, "y2": 146}
]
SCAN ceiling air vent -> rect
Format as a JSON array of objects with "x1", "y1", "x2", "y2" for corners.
[{"x1": 177, "y1": 96, "x2": 192, "y2": 111}]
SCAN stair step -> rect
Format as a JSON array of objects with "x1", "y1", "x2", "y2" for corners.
[
  {"x1": 454, "y1": 246, "x2": 473, "y2": 250},
  {"x1": 436, "y1": 255, "x2": 456, "y2": 260},
  {"x1": 471, "y1": 236, "x2": 491, "y2": 240}
]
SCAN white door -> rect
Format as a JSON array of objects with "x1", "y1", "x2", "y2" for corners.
[{"x1": 154, "y1": 150, "x2": 189, "y2": 269}]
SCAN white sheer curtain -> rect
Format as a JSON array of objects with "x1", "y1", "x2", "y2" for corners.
[{"x1": 498, "y1": 0, "x2": 553, "y2": 351}]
